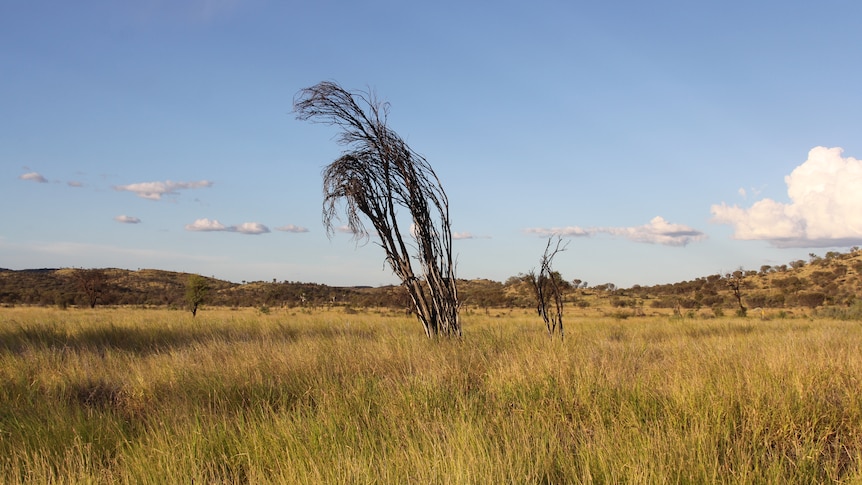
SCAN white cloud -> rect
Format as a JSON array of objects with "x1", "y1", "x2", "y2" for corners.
[
  {"x1": 20, "y1": 172, "x2": 48, "y2": 183},
  {"x1": 711, "y1": 146, "x2": 862, "y2": 247},
  {"x1": 185, "y1": 218, "x2": 228, "y2": 232},
  {"x1": 524, "y1": 226, "x2": 591, "y2": 238},
  {"x1": 114, "y1": 215, "x2": 142, "y2": 224},
  {"x1": 235, "y1": 222, "x2": 270, "y2": 235},
  {"x1": 185, "y1": 218, "x2": 270, "y2": 235},
  {"x1": 525, "y1": 216, "x2": 706, "y2": 246},
  {"x1": 602, "y1": 216, "x2": 707, "y2": 246},
  {"x1": 114, "y1": 180, "x2": 213, "y2": 200},
  {"x1": 68, "y1": 181, "x2": 84, "y2": 187},
  {"x1": 275, "y1": 224, "x2": 309, "y2": 233},
  {"x1": 452, "y1": 231, "x2": 491, "y2": 240}
]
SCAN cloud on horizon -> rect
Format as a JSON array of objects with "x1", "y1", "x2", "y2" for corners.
[
  {"x1": 114, "y1": 180, "x2": 213, "y2": 200},
  {"x1": 711, "y1": 146, "x2": 862, "y2": 248},
  {"x1": 20, "y1": 172, "x2": 48, "y2": 183},
  {"x1": 525, "y1": 216, "x2": 707, "y2": 246},
  {"x1": 185, "y1": 218, "x2": 270, "y2": 235},
  {"x1": 275, "y1": 224, "x2": 309, "y2": 233},
  {"x1": 114, "y1": 215, "x2": 142, "y2": 224}
]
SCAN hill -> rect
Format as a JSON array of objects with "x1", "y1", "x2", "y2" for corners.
[
  {"x1": 1, "y1": 249, "x2": 861, "y2": 314},
  {"x1": 622, "y1": 248, "x2": 862, "y2": 316}
]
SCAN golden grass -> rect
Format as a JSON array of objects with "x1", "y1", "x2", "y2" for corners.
[{"x1": 1, "y1": 306, "x2": 861, "y2": 483}]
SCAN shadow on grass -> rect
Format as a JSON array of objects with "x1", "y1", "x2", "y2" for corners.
[
  {"x1": 0, "y1": 319, "x2": 382, "y2": 356},
  {"x1": 0, "y1": 322, "x2": 296, "y2": 356}
]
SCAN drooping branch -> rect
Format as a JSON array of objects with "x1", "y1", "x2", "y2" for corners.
[{"x1": 295, "y1": 81, "x2": 460, "y2": 337}]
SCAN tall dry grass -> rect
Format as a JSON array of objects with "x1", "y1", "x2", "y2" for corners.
[{"x1": 1, "y1": 306, "x2": 861, "y2": 483}]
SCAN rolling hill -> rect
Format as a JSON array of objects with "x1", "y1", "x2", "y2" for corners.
[{"x1": 2, "y1": 249, "x2": 860, "y2": 315}]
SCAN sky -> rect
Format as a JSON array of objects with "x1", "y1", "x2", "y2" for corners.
[{"x1": 3, "y1": 1, "x2": 862, "y2": 288}]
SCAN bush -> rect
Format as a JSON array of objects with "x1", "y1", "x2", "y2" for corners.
[
  {"x1": 798, "y1": 291, "x2": 827, "y2": 309},
  {"x1": 815, "y1": 300, "x2": 862, "y2": 320}
]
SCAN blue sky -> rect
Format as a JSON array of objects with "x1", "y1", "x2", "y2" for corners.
[{"x1": 3, "y1": 0, "x2": 862, "y2": 288}]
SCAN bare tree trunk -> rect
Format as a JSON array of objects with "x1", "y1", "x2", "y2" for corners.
[
  {"x1": 528, "y1": 237, "x2": 567, "y2": 338},
  {"x1": 726, "y1": 270, "x2": 747, "y2": 316}
]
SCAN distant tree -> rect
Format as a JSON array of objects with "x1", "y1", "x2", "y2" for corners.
[
  {"x1": 525, "y1": 237, "x2": 568, "y2": 338},
  {"x1": 725, "y1": 270, "x2": 747, "y2": 317},
  {"x1": 185, "y1": 274, "x2": 209, "y2": 317},
  {"x1": 294, "y1": 81, "x2": 460, "y2": 338},
  {"x1": 72, "y1": 268, "x2": 107, "y2": 308}
]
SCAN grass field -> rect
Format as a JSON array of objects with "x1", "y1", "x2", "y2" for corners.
[{"x1": 1, "y1": 306, "x2": 861, "y2": 484}]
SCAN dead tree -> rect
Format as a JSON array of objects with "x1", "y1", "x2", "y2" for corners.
[
  {"x1": 527, "y1": 237, "x2": 568, "y2": 338},
  {"x1": 294, "y1": 81, "x2": 460, "y2": 338}
]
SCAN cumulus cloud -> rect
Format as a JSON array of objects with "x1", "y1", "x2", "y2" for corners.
[
  {"x1": 711, "y1": 147, "x2": 862, "y2": 247},
  {"x1": 275, "y1": 224, "x2": 309, "y2": 233},
  {"x1": 235, "y1": 222, "x2": 270, "y2": 235},
  {"x1": 20, "y1": 172, "x2": 48, "y2": 183},
  {"x1": 525, "y1": 216, "x2": 707, "y2": 246},
  {"x1": 114, "y1": 180, "x2": 213, "y2": 200},
  {"x1": 114, "y1": 215, "x2": 142, "y2": 224},
  {"x1": 185, "y1": 218, "x2": 270, "y2": 235},
  {"x1": 185, "y1": 218, "x2": 229, "y2": 232}
]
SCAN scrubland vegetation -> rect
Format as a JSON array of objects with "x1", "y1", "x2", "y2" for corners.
[
  {"x1": 3, "y1": 249, "x2": 862, "y2": 315},
  {"x1": 2, "y1": 306, "x2": 861, "y2": 483}
]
